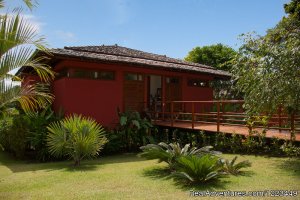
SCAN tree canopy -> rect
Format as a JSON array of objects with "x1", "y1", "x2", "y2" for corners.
[
  {"x1": 184, "y1": 43, "x2": 237, "y2": 71},
  {"x1": 232, "y1": 0, "x2": 300, "y2": 116}
]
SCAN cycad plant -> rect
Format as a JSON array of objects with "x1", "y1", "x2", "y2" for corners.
[
  {"x1": 220, "y1": 156, "x2": 251, "y2": 175},
  {"x1": 139, "y1": 142, "x2": 221, "y2": 169},
  {"x1": 0, "y1": 0, "x2": 54, "y2": 113},
  {"x1": 172, "y1": 155, "x2": 224, "y2": 183},
  {"x1": 47, "y1": 114, "x2": 108, "y2": 166}
]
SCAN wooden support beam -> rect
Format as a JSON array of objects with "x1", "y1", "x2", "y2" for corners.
[
  {"x1": 278, "y1": 106, "x2": 282, "y2": 132},
  {"x1": 291, "y1": 112, "x2": 295, "y2": 140},
  {"x1": 192, "y1": 102, "x2": 195, "y2": 129},
  {"x1": 217, "y1": 101, "x2": 220, "y2": 132},
  {"x1": 171, "y1": 101, "x2": 174, "y2": 127}
]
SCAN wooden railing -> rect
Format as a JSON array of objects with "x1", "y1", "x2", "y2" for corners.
[{"x1": 148, "y1": 100, "x2": 300, "y2": 135}]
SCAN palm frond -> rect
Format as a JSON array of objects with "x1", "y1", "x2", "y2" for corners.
[
  {"x1": 139, "y1": 142, "x2": 222, "y2": 169},
  {"x1": 0, "y1": 82, "x2": 53, "y2": 112},
  {"x1": 47, "y1": 114, "x2": 108, "y2": 165},
  {"x1": 0, "y1": 13, "x2": 48, "y2": 56},
  {"x1": 171, "y1": 155, "x2": 224, "y2": 183},
  {"x1": 221, "y1": 156, "x2": 252, "y2": 175}
]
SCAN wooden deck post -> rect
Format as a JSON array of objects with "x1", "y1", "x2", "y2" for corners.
[
  {"x1": 217, "y1": 101, "x2": 220, "y2": 132},
  {"x1": 192, "y1": 102, "x2": 195, "y2": 129},
  {"x1": 291, "y1": 112, "x2": 295, "y2": 140},
  {"x1": 278, "y1": 106, "x2": 282, "y2": 132},
  {"x1": 162, "y1": 76, "x2": 166, "y2": 121},
  {"x1": 171, "y1": 101, "x2": 174, "y2": 127}
]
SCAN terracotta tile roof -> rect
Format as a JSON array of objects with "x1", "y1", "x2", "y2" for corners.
[{"x1": 50, "y1": 45, "x2": 231, "y2": 77}]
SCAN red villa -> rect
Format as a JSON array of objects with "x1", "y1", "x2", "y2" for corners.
[{"x1": 19, "y1": 45, "x2": 230, "y2": 127}]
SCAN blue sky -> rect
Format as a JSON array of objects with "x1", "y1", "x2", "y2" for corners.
[{"x1": 11, "y1": 0, "x2": 289, "y2": 59}]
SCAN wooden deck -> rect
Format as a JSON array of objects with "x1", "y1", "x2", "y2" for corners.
[
  {"x1": 154, "y1": 120, "x2": 300, "y2": 141},
  {"x1": 150, "y1": 100, "x2": 300, "y2": 142}
]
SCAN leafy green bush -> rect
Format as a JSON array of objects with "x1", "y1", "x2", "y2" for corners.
[
  {"x1": 102, "y1": 130, "x2": 124, "y2": 154},
  {"x1": 26, "y1": 106, "x2": 62, "y2": 161},
  {"x1": 0, "y1": 106, "x2": 62, "y2": 161},
  {"x1": 172, "y1": 155, "x2": 224, "y2": 183},
  {"x1": 220, "y1": 156, "x2": 251, "y2": 175},
  {"x1": 281, "y1": 142, "x2": 300, "y2": 157},
  {"x1": 139, "y1": 142, "x2": 221, "y2": 169},
  {"x1": 0, "y1": 114, "x2": 30, "y2": 158},
  {"x1": 0, "y1": 115, "x2": 13, "y2": 151},
  {"x1": 117, "y1": 110, "x2": 153, "y2": 151},
  {"x1": 47, "y1": 114, "x2": 108, "y2": 166}
]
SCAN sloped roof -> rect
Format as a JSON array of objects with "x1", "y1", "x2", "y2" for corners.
[{"x1": 47, "y1": 45, "x2": 231, "y2": 77}]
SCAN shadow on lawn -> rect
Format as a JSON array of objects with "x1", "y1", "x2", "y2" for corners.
[
  {"x1": 142, "y1": 166, "x2": 230, "y2": 191},
  {"x1": 0, "y1": 152, "x2": 144, "y2": 173},
  {"x1": 275, "y1": 158, "x2": 300, "y2": 177}
]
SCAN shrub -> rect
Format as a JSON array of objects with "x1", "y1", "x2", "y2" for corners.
[
  {"x1": 47, "y1": 114, "x2": 108, "y2": 166},
  {"x1": 26, "y1": 106, "x2": 62, "y2": 161},
  {"x1": 220, "y1": 156, "x2": 251, "y2": 175},
  {"x1": 0, "y1": 115, "x2": 13, "y2": 151},
  {"x1": 172, "y1": 155, "x2": 224, "y2": 183},
  {"x1": 117, "y1": 110, "x2": 153, "y2": 151},
  {"x1": 0, "y1": 106, "x2": 62, "y2": 161},
  {"x1": 281, "y1": 142, "x2": 300, "y2": 157},
  {"x1": 0, "y1": 112, "x2": 31, "y2": 159},
  {"x1": 102, "y1": 130, "x2": 124, "y2": 154},
  {"x1": 139, "y1": 142, "x2": 221, "y2": 169}
]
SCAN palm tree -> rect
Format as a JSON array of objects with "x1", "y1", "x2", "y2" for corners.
[{"x1": 0, "y1": 0, "x2": 55, "y2": 112}]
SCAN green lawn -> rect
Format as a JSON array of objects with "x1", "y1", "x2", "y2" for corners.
[{"x1": 0, "y1": 152, "x2": 299, "y2": 200}]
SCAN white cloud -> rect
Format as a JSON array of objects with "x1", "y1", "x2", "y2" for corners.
[
  {"x1": 54, "y1": 30, "x2": 77, "y2": 43},
  {"x1": 0, "y1": 12, "x2": 45, "y2": 33},
  {"x1": 22, "y1": 14, "x2": 45, "y2": 33}
]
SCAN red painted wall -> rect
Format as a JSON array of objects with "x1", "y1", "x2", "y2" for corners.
[{"x1": 50, "y1": 60, "x2": 215, "y2": 127}]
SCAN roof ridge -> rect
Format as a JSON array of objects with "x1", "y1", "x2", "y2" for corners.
[{"x1": 63, "y1": 45, "x2": 215, "y2": 70}]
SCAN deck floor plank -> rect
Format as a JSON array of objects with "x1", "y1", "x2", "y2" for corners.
[{"x1": 154, "y1": 120, "x2": 300, "y2": 141}]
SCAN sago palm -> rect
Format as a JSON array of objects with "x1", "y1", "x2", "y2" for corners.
[
  {"x1": 172, "y1": 155, "x2": 224, "y2": 183},
  {"x1": 0, "y1": 0, "x2": 54, "y2": 113},
  {"x1": 139, "y1": 142, "x2": 221, "y2": 169}
]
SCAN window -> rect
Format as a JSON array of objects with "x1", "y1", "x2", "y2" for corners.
[
  {"x1": 98, "y1": 71, "x2": 115, "y2": 80},
  {"x1": 73, "y1": 69, "x2": 92, "y2": 78},
  {"x1": 188, "y1": 79, "x2": 209, "y2": 87},
  {"x1": 56, "y1": 69, "x2": 69, "y2": 79},
  {"x1": 71, "y1": 69, "x2": 115, "y2": 80},
  {"x1": 166, "y1": 77, "x2": 179, "y2": 84},
  {"x1": 125, "y1": 73, "x2": 143, "y2": 81}
]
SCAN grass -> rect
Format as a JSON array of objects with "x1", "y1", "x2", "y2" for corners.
[{"x1": 0, "y1": 152, "x2": 299, "y2": 200}]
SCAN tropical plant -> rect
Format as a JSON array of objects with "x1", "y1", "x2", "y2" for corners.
[
  {"x1": 1, "y1": 112, "x2": 30, "y2": 158},
  {"x1": 232, "y1": 0, "x2": 300, "y2": 139},
  {"x1": 220, "y1": 156, "x2": 251, "y2": 175},
  {"x1": 102, "y1": 130, "x2": 124, "y2": 154},
  {"x1": 139, "y1": 142, "x2": 221, "y2": 169},
  {"x1": 172, "y1": 155, "x2": 224, "y2": 184},
  {"x1": 0, "y1": 0, "x2": 54, "y2": 113},
  {"x1": 118, "y1": 110, "x2": 153, "y2": 151},
  {"x1": 47, "y1": 114, "x2": 108, "y2": 166},
  {"x1": 281, "y1": 142, "x2": 300, "y2": 157},
  {"x1": 26, "y1": 105, "x2": 62, "y2": 161}
]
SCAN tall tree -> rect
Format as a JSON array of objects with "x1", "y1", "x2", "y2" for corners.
[
  {"x1": 232, "y1": 0, "x2": 300, "y2": 137},
  {"x1": 0, "y1": 0, "x2": 54, "y2": 112},
  {"x1": 185, "y1": 44, "x2": 238, "y2": 100},
  {"x1": 184, "y1": 43, "x2": 237, "y2": 71}
]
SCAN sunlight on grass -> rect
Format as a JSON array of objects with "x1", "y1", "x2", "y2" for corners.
[{"x1": 0, "y1": 152, "x2": 299, "y2": 200}]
